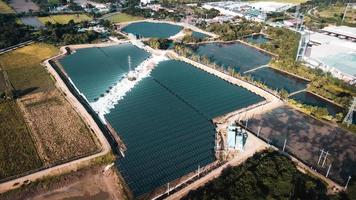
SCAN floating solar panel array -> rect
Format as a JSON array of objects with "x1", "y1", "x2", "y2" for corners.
[
  {"x1": 59, "y1": 43, "x2": 150, "y2": 102},
  {"x1": 105, "y1": 78, "x2": 216, "y2": 195},
  {"x1": 151, "y1": 60, "x2": 265, "y2": 119},
  {"x1": 59, "y1": 44, "x2": 265, "y2": 197},
  {"x1": 105, "y1": 60, "x2": 265, "y2": 196}
]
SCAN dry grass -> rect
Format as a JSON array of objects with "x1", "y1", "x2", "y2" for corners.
[
  {"x1": 0, "y1": 101, "x2": 42, "y2": 179},
  {"x1": 0, "y1": 0, "x2": 14, "y2": 13},
  {"x1": 317, "y1": 5, "x2": 356, "y2": 24},
  {"x1": 18, "y1": 90, "x2": 100, "y2": 165}
]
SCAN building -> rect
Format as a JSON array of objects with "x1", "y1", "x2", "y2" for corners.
[{"x1": 227, "y1": 123, "x2": 247, "y2": 151}]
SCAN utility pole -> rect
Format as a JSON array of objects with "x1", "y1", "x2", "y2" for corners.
[
  {"x1": 342, "y1": 2, "x2": 350, "y2": 23},
  {"x1": 326, "y1": 164, "x2": 332, "y2": 177},
  {"x1": 322, "y1": 151, "x2": 329, "y2": 167},
  {"x1": 318, "y1": 149, "x2": 324, "y2": 165},
  {"x1": 343, "y1": 97, "x2": 356, "y2": 127},
  {"x1": 345, "y1": 176, "x2": 352, "y2": 190},
  {"x1": 197, "y1": 165, "x2": 200, "y2": 177},
  {"x1": 128, "y1": 55, "x2": 132, "y2": 71},
  {"x1": 257, "y1": 125, "x2": 262, "y2": 137},
  {"x1": 282, "y1": 138, "x2": 287, "y2": 152}
]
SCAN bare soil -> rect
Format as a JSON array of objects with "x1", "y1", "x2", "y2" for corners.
[{"x1": 0, "y1": 166, "x2": 132, "y2": 200}]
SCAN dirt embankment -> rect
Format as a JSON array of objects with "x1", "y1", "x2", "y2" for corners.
[{"x1": 0, "y1": 166, "x2": 132, "y2": 200}]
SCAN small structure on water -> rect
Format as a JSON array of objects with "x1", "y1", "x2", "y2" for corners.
[
  {"x1": 227, "y1": 122, "x2": 247, "y2": 151},
  {"x1": 127, "y1": 56, "x2": 136, "y2": 81}
]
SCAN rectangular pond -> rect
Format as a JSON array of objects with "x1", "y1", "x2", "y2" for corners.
[
  {"x1": 122, "y1": 21, "x2": 183, "y2": 39},
  {"x1": 290, "y1": 91, "x2": 343, "y2": 116},
  {"x1": 59, "y1": 43, "x2": 150, "y2": 102},
  {"x1": 193, "y1": 42, "x2": 271, "y2": 73},
  {"x1": 245, "y1": 34, "x2": 269, "y2": 44},
  {"x1": 246, "y1": 67, "x2": 308, "y2": 94}
]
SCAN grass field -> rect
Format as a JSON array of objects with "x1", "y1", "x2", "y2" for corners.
[
  {"x1": 0, "y1": 42, "x2": 100, "y2": 180},
  {"x1": 19, "y1": 91, "x2": 99, "y2": 165},
  {"x1": 105, "y1": 13, "x2": 144, "y2": 23},
  {"x1": 38, "y1": 14, "x2": 92, "y2": 24},
  {"x1": 318, "y1": 5, "x2": 356, "y2": 24},
  {"x1": 0, "y1": 0, "x2": 14, "y2": 14},
  {"x1": 0, "y1": 101, "x2": 42, "y2": 179},
  {"x1": 0, "y1": 43, "x2": 58, "y2": 95}
]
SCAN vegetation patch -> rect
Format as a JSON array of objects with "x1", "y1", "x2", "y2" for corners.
[
  {"x1": 0, "y1": 43, "x2": 58, "y2": 95},
  {"x1": 0, "y1": 101, "x2": 42, "y2": 180},
  {"x1": 18, "y1": 90, "x2": 100, "y2": 165},
  {"x1": 0, "y1": 0, "x2": 14, "y2": 13},
  {"x1": 38, "y1": 14, "x2": 92, "y2": 24},
  {"x1": 317, "y1": 5, "x2": 356, "y2": 25},
  {"x1": 106, "y1": 13, "x2": 143, "y2": 23},
  {"x1": 183, "y1": 150, "x2": 330, "y2": 200}
]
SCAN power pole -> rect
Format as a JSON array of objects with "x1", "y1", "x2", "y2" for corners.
[
  {"x1": 322, "y1": 150, "x2": 329, "y2": 167},
  {"x1": 282, "y1": 138, "x2": 287, "y2": 152},
  {"x1": 343, "y1": 97, "x2": 356, "y2": 127},
  {"x1": 326, "y1": 164, "x2": 332, "y2": 177},
  {"x1": 345, "y1": 176, "x2": 352, "y2": 190},
  {"x1": 342, "y1": 2, "x2": 350, "y2": 23}
]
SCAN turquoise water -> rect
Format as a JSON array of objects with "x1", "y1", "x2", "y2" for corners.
[
  {"x1": 105, "y1": 60, "x2": 264, "y2": 196},
  {"x1": 320, "y1": 52, "x2": 356, "y2": 77},
  {"x1": 122, "y1": 22, "x2": 183, "y2": 38},
  {"x1": 291, "y1": 91, "x2": 343, "y2": 116},
  {"x1": 59, "y1": 44, "x2": 150, "y2": 102},
  {"x1": 247, "y1": 67, "x2": 308, "y2": 93},
  {"x1": 245, "y1": 34, "x2": 269, "y2": 44},
  {"x1": 194, "y1": 42, "x2": 271, "y2": 73},
  {"x1": 192, "y1": 31, "x2": 208, "y2": 40}
]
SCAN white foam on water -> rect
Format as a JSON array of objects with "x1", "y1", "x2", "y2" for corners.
[{"x1": 90, "y1": 55, "x2": 168, "y2": 122}]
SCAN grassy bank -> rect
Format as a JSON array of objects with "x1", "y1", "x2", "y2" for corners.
[
  {"x1": 106, "y1": 13, "x2": 144, "y2": 23},
  {"x1": 38, "y1": 14, "x2": 92, "y2": 24},
  {"x1": 0, "y1": 43, "x2": 58, "y2": 95},
  {"x1": 0, "y1": 101, "x2": 42, "y2": 179}
]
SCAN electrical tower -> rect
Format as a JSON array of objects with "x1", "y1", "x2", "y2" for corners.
[
  {"x1": 342, "y1": 3, "x2": 356, "y2": 23},
  {"x1": 343, "y1": 97, "x2": 356, "y2": 127}
]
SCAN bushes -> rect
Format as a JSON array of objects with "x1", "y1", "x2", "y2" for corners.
[
  {"x1": 0, "y1": 14, "x2": 33, "y2": 49},
  {"x1": 183, "y1": 151, "x2": 329, "y2": 200}
]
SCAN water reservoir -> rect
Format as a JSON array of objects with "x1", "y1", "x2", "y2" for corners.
[
  {"x1": 122, "y1": 22, "x2": 183, "y2": 38},
  {"x1": 291, "y1": 91, "x2": 343, "y2": 116},
  {"x1": 59, "y1": 43, "x2": 150, "y2": 102},
  {"x1": 246, "y1": 67, "x2": 308, "y2": 94},
  {"x1": 194, "y1": 42, "x2": 271, "y2": 73},
  {"x1": 245, "y1": 34, "x2": 269, "y2": 44},
  {"x1": 192, "y1": 31, "x2": 208, "y2": 40}
]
